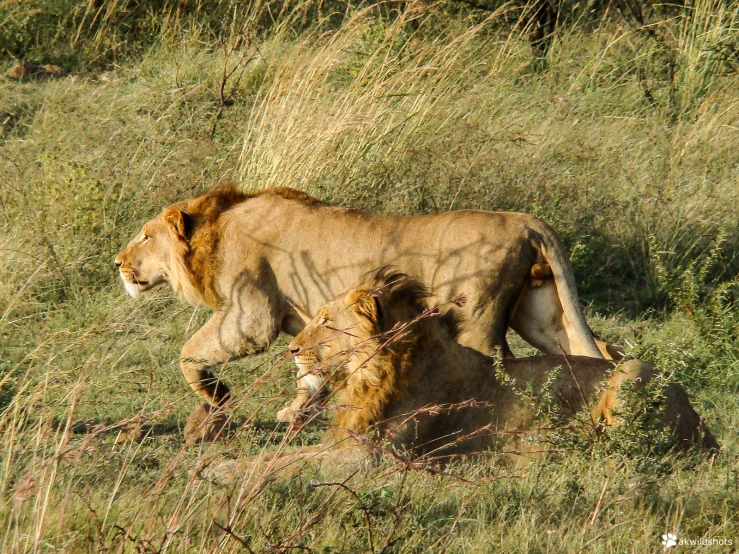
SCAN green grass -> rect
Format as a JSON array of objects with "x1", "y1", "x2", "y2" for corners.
[{"x1": 1, "y1": 1, "x2": 739, "y2": 551}]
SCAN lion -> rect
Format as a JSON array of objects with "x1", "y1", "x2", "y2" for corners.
[
  {"x1": 115, "y1": 184, "x2": 617, "y2": 424},
  {"x1": 280, "y1": 269, "x2": 717, "y2": 464}
]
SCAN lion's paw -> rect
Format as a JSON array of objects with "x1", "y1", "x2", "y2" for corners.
[
  {"x1": 184, "y1": 404, "x2": 230, "y2": 444},
  {"x1": 276, "y1": 406, "x2": 298, "y2": 423}
]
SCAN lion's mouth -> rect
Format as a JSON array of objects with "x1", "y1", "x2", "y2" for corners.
[
  {"x1": 120, "y1": 272, "x2": 159, "y2": 298},
  {"x1": 294, "y1": 357, "x2": 314, "y2": 372}
]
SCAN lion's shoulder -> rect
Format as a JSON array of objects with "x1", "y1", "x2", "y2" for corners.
[{"x1": 175, "y1": 185, "x2": 328, "y2": 306}]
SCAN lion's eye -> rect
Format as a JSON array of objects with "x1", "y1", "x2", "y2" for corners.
[
  {"x1": 140, "y1": 234, "x2": 150, "y2": 244},
  {"x1": 318, "y1": 317, "x2": 329, "y2": 326}
]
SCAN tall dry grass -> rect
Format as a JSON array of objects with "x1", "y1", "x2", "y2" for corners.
[
  {"x1": 238, "y1": 3, "x2": 526, "y2": 190},
  {"x1": 1, "y1": 0, "x2": 738, "y2": 551}
]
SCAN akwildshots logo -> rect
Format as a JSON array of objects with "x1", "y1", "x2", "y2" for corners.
[
  {"x1": 662, "y1": 534, "x2": 677, "y2": 548},
  {"x1": 662, "y1": 533, "x2": 733, "y2": 549}
]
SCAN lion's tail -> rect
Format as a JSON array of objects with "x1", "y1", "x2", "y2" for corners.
[{"x1": 535, "y1": 222, "x2": 604, "y2": 359}]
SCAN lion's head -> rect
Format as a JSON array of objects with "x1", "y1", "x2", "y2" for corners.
[
  {"x1": 288, "y1": 268, "x2": 436, "y2": 433},
  {"x1": 114, "y1": 184, "x2": 247, "y2": 307},
  {"x1": 289, "y1": 268, "x2": 431, "y2": 374}
]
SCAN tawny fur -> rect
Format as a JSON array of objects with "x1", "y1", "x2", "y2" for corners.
[
  {"x1": 288, "y1": 269, "x2": 718, "y2": 461},
  {"x1": 172, "y1": 184, "x2": 329, "y2": 307},
  {"x1": 120, "y1": 184, "x2": 329, "y2": 308},
  {"x1": 307, "y1": 271, "x2": 433, "y2": 436},
  {"x1": 176, "y1": 184, "x2": 248, "y2": 306},
  {"x1": 115, "y1": 184, "x2": 624, "y2": 425}
]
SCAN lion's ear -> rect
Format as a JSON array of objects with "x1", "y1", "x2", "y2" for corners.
[
  {"x1": 346, "y1": 290, "x2": 380, "y2": 324},
  {"x1": 163, "y1": 207, "x2": 188, "y2": 238}
]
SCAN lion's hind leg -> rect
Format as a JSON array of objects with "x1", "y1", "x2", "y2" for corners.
[
  {"x1": 509, "y1": 280, "x2": 573, "y2": 355},
  {"x1": 511, "y1": 280, "x2": 624, "y2": 361},
  {"x1": 663, "y1": 383, "x2": 719, "y2": 453}
]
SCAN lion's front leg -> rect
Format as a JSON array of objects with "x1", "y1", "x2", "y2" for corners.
[
  {"x1": 180, "y1": 319, "x2": 234, "y2": 407},
  {"x1": 181, "y1": 305, "x2": 279, "y2": 407},
  {"x1": 276, "y1": 368, "x2": 326, "y2": 423}
]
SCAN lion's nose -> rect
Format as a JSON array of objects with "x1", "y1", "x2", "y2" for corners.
[
  {"x1": 114, "y1": 257, "x2": 122, "y2": 268},
  {"x1": 289, "y1": 344, "x2": 301, "y2": 356}
]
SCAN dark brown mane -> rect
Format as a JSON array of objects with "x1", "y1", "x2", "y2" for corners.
[
  {"x1": 332, "y1": 268, "x2": 463, "y2": 435},
  {"x1": 182, "y1": 183, "x2": 248, "y2": 223},
  {"x1": 182, "y1": 183, "x2": 325, "y2": 218},
  {"x1": 179, "y1": 184, "x2": 247, "y2": 307},
  {"x1": 357, "y1": 267, "x2": 462, "y2": 338},
  {"x1": 175, "y1": 184, "x2": 326, "y2": 307}
]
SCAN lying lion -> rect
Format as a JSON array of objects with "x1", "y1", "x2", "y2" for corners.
[
  {"x1": 274, "y1": 268, "x2": 717, "y2": 467},
  {"x1": 115, "y1": 184, "x2": 620, "y2": 429}
]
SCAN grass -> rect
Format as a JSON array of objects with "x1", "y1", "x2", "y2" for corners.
[{"x1": 1, "y1": 1, "x2": 739, "y2": 551}]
